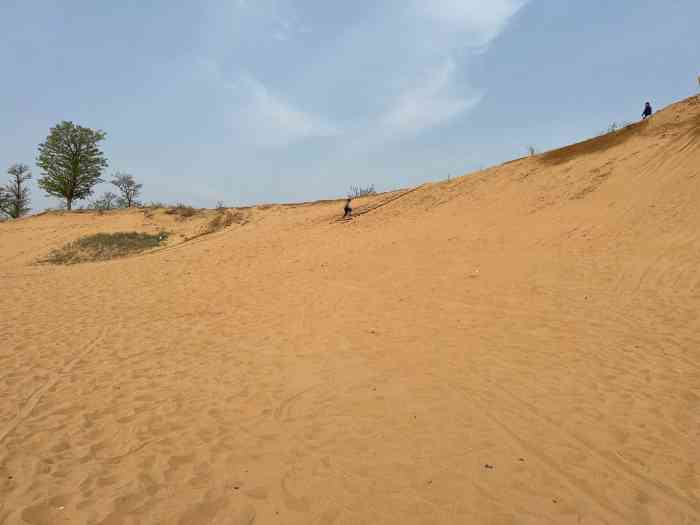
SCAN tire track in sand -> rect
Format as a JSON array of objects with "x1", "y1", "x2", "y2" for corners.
[
  {"x1": 482, "y1": 383, "x2": 700, "y2": 522},
  {"x1": 0, "y1": 329, "x2": 105, "y2": 445}
]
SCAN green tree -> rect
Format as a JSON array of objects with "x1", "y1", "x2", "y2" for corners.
[
  {"x1": 0, "y1": 163, "x2": 32, "y2": 218},
  {"x1": 36, "y1": 121, "x2": 108, "y2": 210},
  {"x1": 111, "y1": 173, "x2": 142, "y2": 208}
]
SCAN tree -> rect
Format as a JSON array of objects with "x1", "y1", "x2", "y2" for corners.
[
  {"x1": 111, "y1": 173, "x2": 142, "y2": 208},
  {"x1": 36, "y1": 121, "x2": 108, "y2": 210},
  {"x1": 0, "y1": 163, "x2": 32, "y2": 218}
]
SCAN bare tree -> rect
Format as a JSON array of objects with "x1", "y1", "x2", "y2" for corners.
[
  {"x1": 111, "y1": 173, "x2": 142, "y2": 208},
  {"x1": 1, "y1": 164, "x2": 32, "y2": 218},
  {"x1": 89, "y1": 191, "x2": 118, "y2": 210},
  {"x1": 348, "y1": 184, "x2": 376, "y2": 198}
]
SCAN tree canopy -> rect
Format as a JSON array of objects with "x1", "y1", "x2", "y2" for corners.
[{"x1": 36, "y1": 121, "x2": 108, "y2": 210}]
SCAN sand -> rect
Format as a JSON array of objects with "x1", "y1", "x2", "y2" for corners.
[{"x1": 1, "y1": 95, "x2": 699, "y2": 524}]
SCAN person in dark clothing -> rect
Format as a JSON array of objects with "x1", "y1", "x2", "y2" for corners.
[
  {"x1": 343, "y1": 198, "x2": 352, "y2": 218},
  {"x1": 642, "y1": 101, "x2": 653, "y2": 120}
]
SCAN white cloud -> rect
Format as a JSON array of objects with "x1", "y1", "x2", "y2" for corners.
[
  {"x1": 231, "y1": 77, "x2": 339, "y2": 148},
  {"x1": 415, "y1": 0, "x2": 527, "y2": 46},
  {"x1": 200, "y1": 1, "x2": 528, "y2": 150},
  {"x1": 379, "y1": 58, "x2": 482, "y2": 137}
]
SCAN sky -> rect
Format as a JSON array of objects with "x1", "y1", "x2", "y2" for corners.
[{"x1": 1, "y1": 0, "x2": 698, "y2": 211}]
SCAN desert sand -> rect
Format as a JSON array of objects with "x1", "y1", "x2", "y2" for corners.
[{"x1": 1, "y1": 95, "x2": 699, "y2": 524}]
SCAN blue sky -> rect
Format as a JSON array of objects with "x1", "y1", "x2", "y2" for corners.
[{"x1": 1, "y1": 1, "x2": 698, "y2": 211}]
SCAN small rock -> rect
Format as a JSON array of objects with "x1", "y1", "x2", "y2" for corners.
[{"x1": 484, "y1": 464, "x2": 494, "y2": 469}]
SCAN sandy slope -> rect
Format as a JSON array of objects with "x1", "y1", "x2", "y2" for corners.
[{"x1": 1, "y1": 95, "x2": 699, "y2": 524}]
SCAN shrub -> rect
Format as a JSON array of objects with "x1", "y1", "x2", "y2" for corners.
[
  {"x1": 348, "y1": 185, "x2": 376, "y2": 198},
  {"x1": 598, "y1": 121, "x2": 633, "y2": 136},
  {"x1": 41, "y1": 231, "x2": 168, "y2": 265},
  {"x1": 165, "y1": 203, "x2": 198, "y2": 219},
  {"x1": 88, "y1": 191, "x2": 119, "y2": 211}
]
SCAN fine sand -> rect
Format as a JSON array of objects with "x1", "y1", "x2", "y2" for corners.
[{"x1": 1, "y1": 95, "x2": 700, "y2": 524}]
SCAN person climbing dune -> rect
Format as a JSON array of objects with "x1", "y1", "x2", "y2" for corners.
[
  {"x1": 343, "y1": 197, "x2": 352, "y2": 219},
  {"x1": 642, "y1": 101, "x2": 653, "y2": 120}
]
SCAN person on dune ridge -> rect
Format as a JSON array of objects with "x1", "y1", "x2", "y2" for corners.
[
  {"x1": 642, "y1": 101, "x2": 653, "y2": 120},
  {"x1": 343, "y1": 197, "x2": 352, "y2": 219}
]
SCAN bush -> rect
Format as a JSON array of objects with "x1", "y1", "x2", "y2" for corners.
[
  {"x1": 165, "y1": 203, "x2": 198, "y2": 219},
  {"x1": 88, "y1": 191, "x2": 119, "y2": 211},
  {"x1": 348, "y1": 185, "x2": 376, "y2": 198},
  {"x1": 599, "y1": 121, "x2": 632, "y2": 136},
  {"x1": 41, "y1": 231, "x2": 168, "y2": 265}
]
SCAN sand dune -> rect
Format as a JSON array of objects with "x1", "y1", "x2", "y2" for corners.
[{"x1": 1, "y1": 95, "x2": 699, "y2": 524}]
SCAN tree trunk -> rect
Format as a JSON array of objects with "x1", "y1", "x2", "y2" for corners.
[{"x1": 66, "y1": 199, "x2": 72, "y2": 211}]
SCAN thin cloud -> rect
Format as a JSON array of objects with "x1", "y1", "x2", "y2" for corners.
[
  {"x1": 231, "y1": 76, "x2": 339, "y2": 148},
  {"x1": 415, "y1": 0, "x2": 527, "y2": 46},
  {"x1": 379, "y1": 58, "x2": 482, "y2": 137},
  {"x1": 201, "y1": 1, "x2": 527, "y2": 150}
]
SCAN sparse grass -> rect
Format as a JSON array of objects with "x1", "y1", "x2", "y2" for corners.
[
  {"x1": 165, "y1": 203, "x2": 199, "y2": 219},
  {"x1": 205, "y1": 210, "x2": 234, "y2": 232},
  {"x1": 41, "y1": 231, "x2": 168, "y2": 265},
  {"x1": 186, "y1": 209, "x2": 248, "y2": 240},
  {"x1": 598, "y1": 121, "x2": 633, "y2": 136}
]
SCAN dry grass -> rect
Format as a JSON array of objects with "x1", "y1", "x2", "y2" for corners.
[
  {"x1": 165, "y1": 203, "x2": 200, "y2": 220},
  {"x1": 185, "y1": 209, "x2": 248, "y2": 241},
  {"x1": 41, "y1": 231, "x2": 168, "y2": 265}
]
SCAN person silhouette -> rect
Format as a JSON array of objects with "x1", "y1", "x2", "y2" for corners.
[
  {"x1": 642, "y1": 101, "x2": 653, "y2": 120},
  {"x1": 343, "y1": 198, "x2": 352, "y2": 219}
]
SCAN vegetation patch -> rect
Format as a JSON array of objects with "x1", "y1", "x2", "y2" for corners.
[
  {"x1": 41, "y1": 231, "x2": 168, "y2": 265},
  {"x1": 165, "y1": 203, "x2": 199, "y2": 219},
  {"x1": 186, "y1": 209, "x2": 248, "y2": 240}
]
